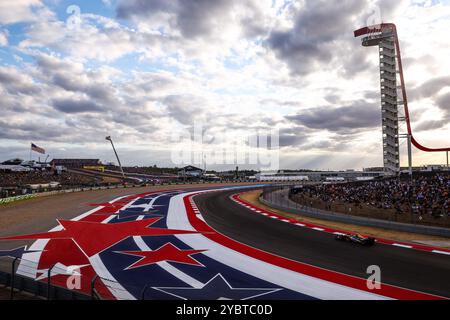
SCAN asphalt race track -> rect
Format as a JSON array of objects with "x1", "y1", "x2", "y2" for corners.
[
  {"x1": 1, "y1": 185, "x2": 449, "y2": 300},
  {"x1": 195, "y1": 188, "x2": 450, "y2": 298}
]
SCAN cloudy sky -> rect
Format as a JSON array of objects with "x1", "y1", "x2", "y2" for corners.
[{"x1": 0, "y1": 0, "x2": 449, "y2": 170}]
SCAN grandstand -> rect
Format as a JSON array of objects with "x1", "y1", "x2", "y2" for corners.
[
  {"x1": 178, "y1": 165, "x2": 204, "y2": 178},
  {"x1": 256, "y1": 170, "x2": 385, "y2": 182},
  {"x1": 71, "y1": 167, "x2": 140, "y2": 183},
  {"x1": 1, "y1": 158, "x2": 24, "y2": 165},
  {"x1": 287, "y1": 171, "x2": 450, "y2": 228},
  {"x1": 0, "y1": 170, "x2": 103, "y2": 198},
  {"x1": 50, "y1": 159, "x2": 101, "y2": 168}
]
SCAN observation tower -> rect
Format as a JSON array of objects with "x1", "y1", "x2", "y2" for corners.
[{"x1": 354, "y1": 23, "x2": 450, "y2": 174}]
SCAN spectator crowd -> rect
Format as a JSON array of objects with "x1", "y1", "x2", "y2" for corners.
[
  {"x1": 0, "y1": 171, "x2": 98, "y2": 188},
  {"x1": 291, "y1": 173, "x2": 450, "y2": 219}
]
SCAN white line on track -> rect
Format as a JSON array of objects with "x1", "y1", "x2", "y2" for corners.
[
  {"x1": 392, "y1": 243, "x2": 413, "y2": 249},
  {"x1": 101, "y1": 215, "x2": 117, "y2": 224},
  {"x1": 196, "y1": 214, "x2": 206, "y2": 222},
  {"x1": 431, "y1": 250, "x2": 450, "y2": 255}
]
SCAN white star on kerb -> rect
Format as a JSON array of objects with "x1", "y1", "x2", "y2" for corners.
[
  {"x1": 152, "y1": 274, "x2": 282, "y2": 300},
  {"x1": 121, "y1": 194, "x2": 168, "y2": 212}
]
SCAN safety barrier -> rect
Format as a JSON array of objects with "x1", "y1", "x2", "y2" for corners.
[
  {"x1": 0, "y1": 255, "x2": 169, "y2": 300},
  {"x1": 0, "y1": 194, "x2": 36, "y2": 205},
  {"x1": 0, "y1": 256, "x2": 91, "y2": 300},
  {"x1": 0, "y1": 184, "x2": 143, "y2": 204},
  {"x1": 0, "y1": 180, "x2": 252, "y2": 204}
]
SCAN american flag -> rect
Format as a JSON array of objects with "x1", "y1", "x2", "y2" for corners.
[{"x1": 31, "y1": 143, "x2": 45, "y2": 154}]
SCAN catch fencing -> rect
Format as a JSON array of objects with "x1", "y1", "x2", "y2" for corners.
[{"x1": 0, "y1": 256, "x2": 154, "y2": 300}]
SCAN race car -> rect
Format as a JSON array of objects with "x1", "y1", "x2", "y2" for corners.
[{"x1": 335, "y1": 233, "x2": 376, "y2": 246}]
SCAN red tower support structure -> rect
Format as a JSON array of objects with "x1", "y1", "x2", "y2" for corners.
[{"x1": 354, "y1": 23, "x2": 450, "y2": 173}]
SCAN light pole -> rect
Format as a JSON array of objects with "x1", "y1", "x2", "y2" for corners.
[
  {"x1": 447, "y1": 151, "x2": 449, "y2": 170},
  {"x1": 105, "y1": 136, "x2": 125, "y2": 179},
  {"x1": 407, "y1": 134, "x2": 412, "y2": 180}
]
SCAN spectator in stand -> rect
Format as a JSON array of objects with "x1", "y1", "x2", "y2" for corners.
[
  {"x1": 0, "y1": 170, "x2": 98, "y2": 188},
  {"x1": 291, "y1": 173, "x2": 450, "y2": 218}
]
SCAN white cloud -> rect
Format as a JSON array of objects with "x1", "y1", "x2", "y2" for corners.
[
  {"x1": 0, "y1": 30, "x2": 7, "y2": 46},
  {"x1": 0, "y1": 0, "x2": 43, "y2": 24}
]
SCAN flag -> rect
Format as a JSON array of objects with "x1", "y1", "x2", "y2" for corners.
[
  {"x1": 105, "y1": 136, "x2": 111, "y2": 141},
  {"x1": 31, "y1": 143, "x2": 45, "y2": 154}
]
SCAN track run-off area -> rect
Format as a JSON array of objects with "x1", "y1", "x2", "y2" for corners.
[{"x1": 0, "y1": 185, "x2": 449, "y2": 300}]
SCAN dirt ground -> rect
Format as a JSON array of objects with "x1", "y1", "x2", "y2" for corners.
[
  {"x1": 102, "y1": 176, "x2": 122, "y2": 183},
  {"x1": 240, "y1": 189, "x2": 450, "y2": 248},
  {"x1": 0, "y1": 182, "x2": 260, "y2": 243}
]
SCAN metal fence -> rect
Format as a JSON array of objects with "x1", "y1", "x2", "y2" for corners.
[
  {"x1": 0, "y1": 256, "x2": 91, "y2": 300},
  {"x1": 261, "y1": 184, "x2": 450, "y2": 231},
  {"x1": 0, "y1": 255, "x2": 160, "y2": 300}
]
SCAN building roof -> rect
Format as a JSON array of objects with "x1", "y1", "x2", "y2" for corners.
[
  {"x1": 179, "y1": 165, "x2": 203, "y2": 172},
  {"x1": 1, "y1": 158, "x2": 24, "y2": 165}
]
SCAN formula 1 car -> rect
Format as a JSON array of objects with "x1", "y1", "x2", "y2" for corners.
[{"x1": 335, "y1": 233, "x2": 375, "y2": 246}]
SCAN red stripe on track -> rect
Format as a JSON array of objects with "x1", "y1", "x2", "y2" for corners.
[
  {"x1": 233, "y1": 193, "x2": 450, "y2": 255},
  {"x1": 186, "y1": 193, "x2": 446, "y2": 300}
]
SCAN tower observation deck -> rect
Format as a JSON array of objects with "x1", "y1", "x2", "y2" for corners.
[{"x1": 354, "y1": 23, "x2": 450, "y2": 174}]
